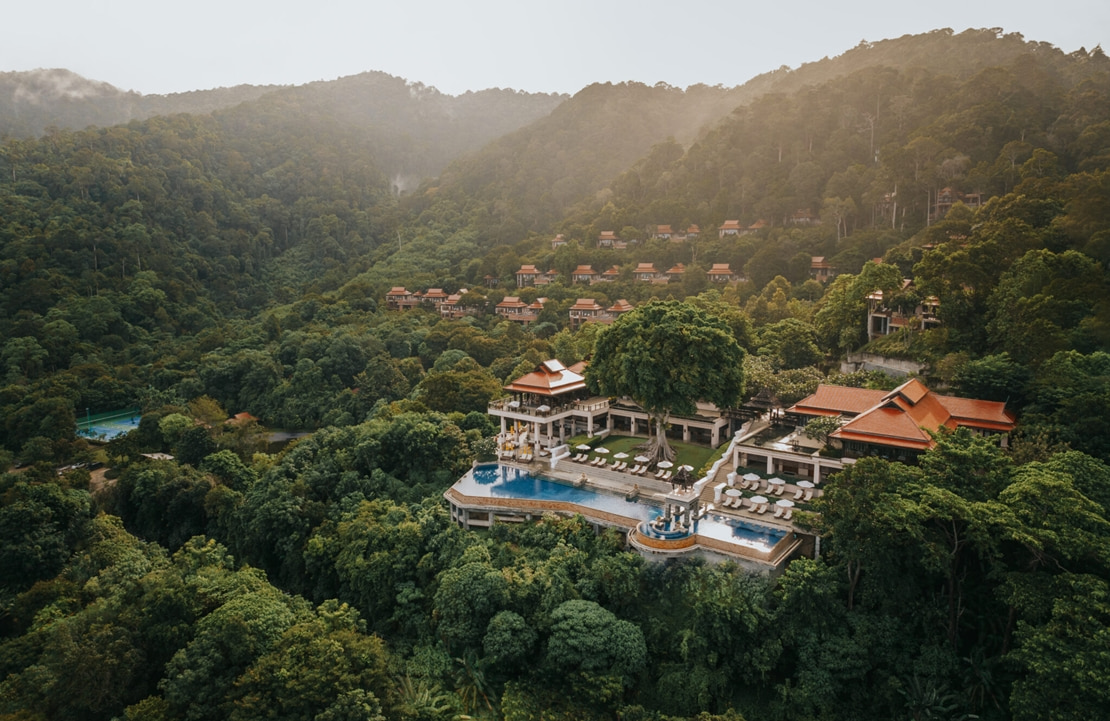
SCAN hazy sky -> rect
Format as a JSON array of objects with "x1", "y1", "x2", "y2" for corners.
[{"x1": 4, "y1": 0, "x2": 1107, "y2": 96}]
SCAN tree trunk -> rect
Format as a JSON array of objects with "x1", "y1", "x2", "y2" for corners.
[{"x1": 636, "y1": 412, "x2": 675, "y2": 463}]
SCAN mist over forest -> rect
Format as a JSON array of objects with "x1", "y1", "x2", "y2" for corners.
[{"x1": 1, "y1": 27, "x2": 1109, "y2": 721}]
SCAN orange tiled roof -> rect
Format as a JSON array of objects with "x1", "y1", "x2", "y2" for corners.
[
  {"x1": 497, "y1": 296, "x2": 527, "y2": 308},
  {"x1": 570, "y1": 298, "x2": 603, "y2": 311},
  {"x1": 707, "y1": 263, "x2": 732, "y2": 275},
  {"x1": 602, "y1": 266, "x2": 621, "y2": 276},
  {"x1": 666, "y1": 263, "x2": 686, "y2": 274},
  {"x1": 789, "y1": 385, "x2": 888, "y2": 417},
  {"x1": 504, "y1": 359, "x2": 587, "y2": 396},
  {"x1": 720, "y1": 220, "x2": 742, "y2": 230},
  {"x1": 517, "y1": 264, "x2": 540, "y2": 274},
  {"x1": 795, "y1": 378, "x2": 1017, "y2": 450},
  {"x1": 572, "y1": 265, "x2": 597, "y2": 275},
  {"x1": 607, "y1": 299, "x2": 634, "y2": 313},
  {"x1": 634, "y1": 263, "x2": 657, "y2": 273}
]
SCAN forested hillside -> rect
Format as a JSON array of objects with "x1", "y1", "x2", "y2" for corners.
[{"x1": 2, "y1": 28, "x2": 1110, "y2": 721}]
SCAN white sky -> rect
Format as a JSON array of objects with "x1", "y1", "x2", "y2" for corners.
[{"x1": 4, "y1": 0, "x2": 1107, "y2": 96}]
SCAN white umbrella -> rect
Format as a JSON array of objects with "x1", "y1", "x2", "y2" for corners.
[
  {"x1": 750, "y1": 495, "x2": 769, "y2": 505},
  {"x1": 768, "y1": 477, "x2": 786, "y2": 485},
  {"x1": 594, "y1": 447, "x2": 610, "y2": 454},
  {"x1": 725, "y1": 488, "x2": 743, "y2": 497},
  {"x1": 508, "y1": 400, "x2": 520, "y2": 408},
  {"x1": 679, "y1": 464, "x2": 694, "y2": 472},
  {"x1": 634, "y1": 455, "x2": 650, "y2": 463},
  {"x1": 776, "y1": 499, "x2": 795, "y2": 507},
  {"x1": 742, "y1": 472, "x2": 761, "y2": 482},
  {"x1": 797, "y1": 480, "x2": 815, "y2": 488},
  {"x1": 657, "y1": 460, "x2": 673, "y2": 469},
  {"x1": 576, "y1": 443, "x2": 592, "y2": 450},
  {"x1": 536, "y1": 405, "x2": 550, "y2": 413},
  {"x1": 613, "y1": 452, "x2": 629, "y2": 459}
]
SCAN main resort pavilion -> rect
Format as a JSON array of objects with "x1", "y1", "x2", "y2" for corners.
[{"x1": 486, "y1": 360, "x2": 738, "y2": 457}]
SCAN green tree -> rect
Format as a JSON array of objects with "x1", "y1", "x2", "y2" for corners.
[{"x1": 586, "y1": 300, "x2": 744, "y2": 462}]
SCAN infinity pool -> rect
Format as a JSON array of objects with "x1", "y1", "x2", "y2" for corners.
[{"x1": 455, "y1": 464, "x2": 787, "y2": 552}]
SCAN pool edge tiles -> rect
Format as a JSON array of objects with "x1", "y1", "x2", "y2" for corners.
[{"x1": 448, "y1": 463, "x2": 792, "y2": 560}]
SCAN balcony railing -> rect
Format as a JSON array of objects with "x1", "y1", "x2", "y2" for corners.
[{"x1": 488, "y1": 397, "x2": 609, "y2": 418}]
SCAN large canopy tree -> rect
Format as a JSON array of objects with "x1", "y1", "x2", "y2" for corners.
[{"x1": 585, "y1": 300, "x2": 745, "y2": 462}]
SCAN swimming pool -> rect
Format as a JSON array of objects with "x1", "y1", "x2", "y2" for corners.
[{"x1": 453, "y1": 463, "x2": 787, "y2": 553}]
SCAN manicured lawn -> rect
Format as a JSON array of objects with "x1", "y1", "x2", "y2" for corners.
[{"x1": 566, "y1": 434, "x2": 728, "y2": 474}]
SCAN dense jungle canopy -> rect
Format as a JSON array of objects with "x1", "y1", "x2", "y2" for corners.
[{"x1": 1, "y1": 27, "x2": 1109, "y2": 721}]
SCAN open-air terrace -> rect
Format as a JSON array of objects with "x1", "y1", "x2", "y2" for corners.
[{"x1": 488, "y1": 396, "x2": 609, "y2": 419}]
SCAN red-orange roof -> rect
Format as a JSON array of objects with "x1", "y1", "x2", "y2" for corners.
[
  {"x1": 707, "y1": 263, "x2": 733, "y2": 275},
  {"x1": 794, "y1": 378, "x2": 1017, "y2": 450},
  {"x1": 517, "y1": 264, "x2": 540, "y2": 274},
  {"x1": 789, "y1": 385, "x2": 888, "y2": 417},
  {"x1": 607, "y1": 299, "x2": 634, "y2": 313},
  {"x1": 497, "y1": 296, "x2": 527, "y2": 308},
  {"x1": 572, "y1": 265, "x2": 597, "y2": 275},
  {"x1": 720, "y1": 220, "x2": 742, "y2": 230},
  {"x1": 602, "y1": 266, "x2": 621, "y2": 276},
  {"x1": 666, "y1": 263, "x2": 686, "y2": 274},
  {"x1": 570, "y1": 298, "x2": 603, "y2": 311},
  {"x1": 504, "y1": 360, "x2": 587, "y2": 396}
]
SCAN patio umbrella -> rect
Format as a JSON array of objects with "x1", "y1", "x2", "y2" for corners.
[
  {"x1": 508, "y1": 400, "x2": 520, "y2": 408},
  {"x1": 613, "y1": 452, "x2": 629, "y2": 459},
  {"x1": 679, "y1": 464, "x2": 694, "y2": 472},
  {"x1": 657, "y1": 460, "x2": 673, "y2": 468},
  {"x1": 742, "y1": 472, "x2": 761, "y2": 482},
  {"x1": 797, "y1": 480, "x2": 815, "y2": 488},
  {"x1": 594, "y1": 447, "x2": 610, "y2": 454},
  {"x1": 576, "y1": 444, "x2": 592, "y2": 450},
  {"x1": 776, "y1": 499, "x2": 795, "y2": 507},
  {"x1": 750, "y1": 495, "x2": 769, "y2": 505},
  {"x1": 536, "y1": 405, "x2": 550, "y2": 413},
  {"x1": 725, "y1": 488, "x2": 743, "y2": 497},
  {"x1": 634, "y1": 455, "x2": 650, "y2": 463},
  {"x1": 768, "y1": 477, "x2": 786, "y2": 485}
]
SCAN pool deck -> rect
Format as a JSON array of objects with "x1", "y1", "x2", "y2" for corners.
[{"x1": 446, "y1": 458, "x2": 808, "y2": 572}]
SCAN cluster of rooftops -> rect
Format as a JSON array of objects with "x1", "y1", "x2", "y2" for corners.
[{"x1": 494, "y1": 359, "x2": 1015, "y2": 461}]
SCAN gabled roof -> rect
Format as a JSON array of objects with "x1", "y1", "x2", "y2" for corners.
[
  {"x1": 517, "y1": 264, "x2": 540, "y2": 274},
  {"x1": 599, "y1": 231, "x2": 618, "y2": 240},
  {"x1": 497, "y1": 296, "x2": 527, "y2": 308},
  {"x1": 387, "y1": 286, "x2": 410, "y2": 294},
  {"x1": 602, "y1": 266, "x2": 621, "y2": 276},
  {"x1": 687, "y1": 225, "x2": 700, "y2": 233},
  {"x1": 656, "y1": 224, "x2": 673, "y2": 234},
  {"x1": 607, "y1": 299, "x2": 634, "y2": 313},
  {"x1": 707, "y1": 263, "x2": 733, "y2": 275},
  {"x1": 634, "y1": 262, "x2": 658, "y2": 273},
  {"x1": 528, "y1": 298, "x2": 547, "y2": 310},
  {"x1": 504, "y1": 359, "x2": 587, "y2": 396},
  {"x1": 570, "y1": 298, "x2": 603, "y2": 312},
  {"x1": 720, "y1": 219, "x2": 742, "y2": 231},
  {"x1": 790, "y1": 378, "x2": 1016, "y2": 451},
  {"x1": 666, "y1": 263, "x2": 686, "y2": 274},
  {"x1": 423, "y1": 288, "x2": 448, "y2": 300},
  {"x1": 572, "y1": 265, "x2": 598, "y2": 275},
  {"x1": 789, "y1": 385, "x2": 888, "y2": 417}
]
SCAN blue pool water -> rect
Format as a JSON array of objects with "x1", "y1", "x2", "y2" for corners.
[{"x1": 456, "y1": 464, "x2": 787, "y2": 552}]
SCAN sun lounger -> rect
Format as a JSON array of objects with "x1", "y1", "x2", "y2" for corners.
[
  {"x1": 783, "y1": 509, "x2": 793, "y2": 521},
  {"x1": 654, "y1": 469, "x2": 665, "y2": 479},
  {"x1": 609, "y1": 460, "x2": 621, "y2": 469},
  {"x1": 774, "y1": 485, "x2": 784, "y2": 496},
  {"x1": 664, "y1": 470, "x2": 674, "y2": 481},
  {"x1": 803, "y1": 489, "x2": 813, "y2": 502},
  {"x1": 773, "y1": 506, "x2": 784, "y2": 518},
  {"x1": 749, "y1": 481, "x2": 761, "y2": 492},
  {"x1": 793, "y1": 489, "x2": 803, "y2": 500},
  {"x1": 757, "y1": 504, "x2": 768, "y2": 514}
]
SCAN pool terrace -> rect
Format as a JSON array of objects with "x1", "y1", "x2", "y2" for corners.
[{"x1": 446, "y1": 463, "x2": 803, "y2": 571}]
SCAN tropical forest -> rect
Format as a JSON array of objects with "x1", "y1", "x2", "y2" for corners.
[{"x1": 1, "y1": 28, "x2": 1109, "y2": 721}]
